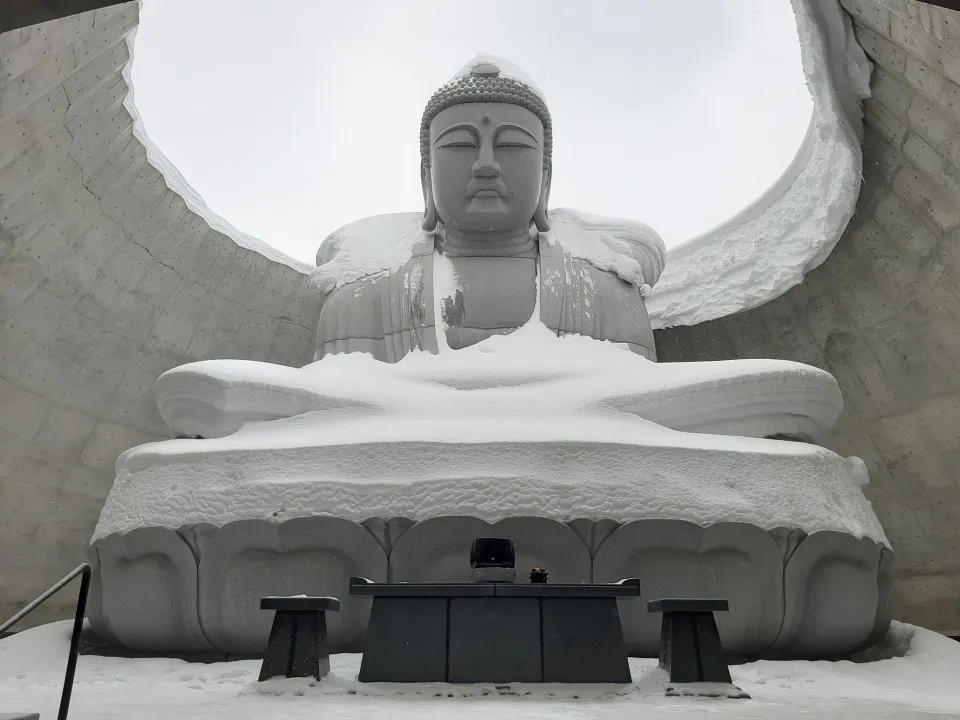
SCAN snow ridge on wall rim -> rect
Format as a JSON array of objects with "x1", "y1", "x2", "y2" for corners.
[
  {"x1": 121, "y1": 3, "x2": 312, "y2": 274},
  {"x1": 123, "y1": 0, "x2": 868, "y2": 321},
  {"x1": 647, "y1": 0, "x2": 871, "y2": 329}
]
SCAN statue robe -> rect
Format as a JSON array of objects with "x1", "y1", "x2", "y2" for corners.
[{"x1": 314, "y1": 235, "x2": 657, "y2": 363}]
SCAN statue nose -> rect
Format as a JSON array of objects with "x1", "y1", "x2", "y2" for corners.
[{"x1": 472, "y1": 143, "x2": 501, "y2": 178}]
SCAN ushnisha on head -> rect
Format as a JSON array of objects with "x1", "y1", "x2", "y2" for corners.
[{"x1": 420, "y1": 57, "x2": 552, "y2": 238}]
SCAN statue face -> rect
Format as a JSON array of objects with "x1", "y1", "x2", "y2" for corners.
[{"x1": 429, "y1": 102, "x2": 544, "y2": 236}]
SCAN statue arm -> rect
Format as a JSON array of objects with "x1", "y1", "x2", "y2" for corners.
[{"x1": 155, "y1": 359, "x2": 379, "y2": 439}]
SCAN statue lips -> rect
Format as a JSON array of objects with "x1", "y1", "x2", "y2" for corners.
[{"x1": 466, "y1": 180, "x2": 511, "y2": 199}]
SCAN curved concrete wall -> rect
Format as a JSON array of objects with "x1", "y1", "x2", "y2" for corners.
[
  {"x1": 657, "y1": 0, "x2": 960, "y2": 636},
  {"x1": 0, "y1": 3, "x2": 319, "y2": 623}
]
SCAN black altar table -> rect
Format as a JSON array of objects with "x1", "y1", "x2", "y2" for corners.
[{"x1": 350, "y1": 576, "x2": 642, "y2": 683}]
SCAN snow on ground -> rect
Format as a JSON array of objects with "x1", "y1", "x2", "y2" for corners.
[
  {"x1": 2, "y1": 621, "x2": 959, "y2": 719},
  {"x1": 92, "y1": 322, "x2": 885, "y2": 543}
]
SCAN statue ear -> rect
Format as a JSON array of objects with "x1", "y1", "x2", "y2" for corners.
[
  {"x1": 534, "y1": 164, "x2": 551, "y2": 232},
  {"x1": 422, "y1": 163, "x2": 438, "y2": 232}
]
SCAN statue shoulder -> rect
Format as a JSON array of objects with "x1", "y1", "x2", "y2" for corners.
[
  {"x1": 544, "y1": 207, "x2": 667, "y2": 291},
  {"x1": 312, "y1": 212, "x2": 434, "y2": 295}
]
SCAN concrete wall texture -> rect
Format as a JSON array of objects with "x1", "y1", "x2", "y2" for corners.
[
  {"x1": 656, "y1": 0, "x2": 960, "y2": 635},
  {"x1": 2, "y1": 0, "x2": 960, "y2": 636},
  {"x1": 0, "y1": 3, "x2": 320, "y2": 624}
]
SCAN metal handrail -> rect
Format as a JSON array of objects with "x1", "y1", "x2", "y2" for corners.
[{"x1": 0, "y1": 563, "x2": 92, "y2": 720}]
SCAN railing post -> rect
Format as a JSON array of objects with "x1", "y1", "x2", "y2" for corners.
[
  {"x1": 58, "y1": 566, "x2": 90, "y2": 720},
  {"x1": 0, "y1": 564, "x2": 93, "y2": 720}
]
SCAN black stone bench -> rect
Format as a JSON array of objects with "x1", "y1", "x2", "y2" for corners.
[
  {"x1": 647, "y1": 598, "x2": 748, "y2": 698},
  {"x1": 258, "y1": 596, "x2": 340, "y2": 681},
  {"x1": 351, "y1": 576, "x2": 641, "y2": 683}
]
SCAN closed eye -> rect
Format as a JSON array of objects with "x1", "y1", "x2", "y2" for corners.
[
  {"x1": 435, "y1": 127, "x2": 479, "y2": 149},
  {"x1": 495, "y1": 127, "x2": 539, "y2": 149}
]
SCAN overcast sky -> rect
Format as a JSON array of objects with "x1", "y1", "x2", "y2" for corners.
[{"x1": 132, "y1": 0, "x2": 811, "y2": 265}]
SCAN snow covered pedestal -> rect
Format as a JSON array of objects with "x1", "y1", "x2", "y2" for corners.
[{"x1": 86, "y1": 326, "x2": 892, "y2": 660}]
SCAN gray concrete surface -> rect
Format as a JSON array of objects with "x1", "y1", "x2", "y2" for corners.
[
  {"x1": 0, "y1": 4, "x2": 319, "y2": 625},
  {"x1": 1, "y1": 1, "x2": 127, "y2": 34},
  {"x1": 655, "y1": 0, "x2": 960, "y2": 636}
]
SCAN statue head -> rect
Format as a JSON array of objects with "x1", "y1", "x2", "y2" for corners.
[{"x1": 420, "y1": 56, "x2": 552, "y2": 237}]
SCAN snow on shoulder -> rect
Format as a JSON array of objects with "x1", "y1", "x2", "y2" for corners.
[
  {"x1": 311, "y1": 213, "x2": 425, "y2": 294},
  {"x1": 310, "y1": 209, "x2": 666, "y2": 294},
  {"x1": 545, "y1": 208, "x2": 666, "y2": 292}
]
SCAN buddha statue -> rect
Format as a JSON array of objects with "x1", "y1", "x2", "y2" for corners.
[
  {"x1": 88, "y1": 53, "x2": 891, "y2": 663},
  {"x1": 312, "y1": 55, "x2": 666, "y2": 362},
  {"x1": 126, "y1": 54, "x2": 850, "y2": 442}
]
